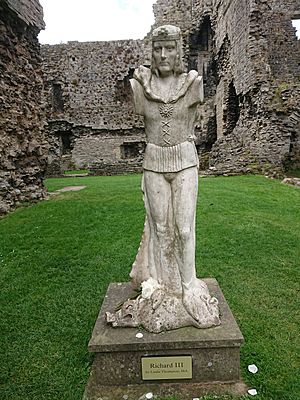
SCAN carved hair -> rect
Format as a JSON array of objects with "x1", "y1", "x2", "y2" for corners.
[{"x1": 151, "y1": 25, "x2": 185, "y2": 76}]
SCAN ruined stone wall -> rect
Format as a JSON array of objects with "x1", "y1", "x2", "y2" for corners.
[
  {"x1": 4, "y1": 0, "x2": 44, "y2": 29},
  {"x1": 208, "y1": 0, "x2": 300, "y2": 175},
  {"x1": 41, "y1": 40, "x2": 146, "y2": 175},
  {"x1": 153, "y1": 0, "x2": 193, "y2": 29},
  {"x1": 0, "y1": 0, "x2": 47, "y2": 214},
  {"x1": 153, "y1": 0, "x2": 300, "y2": 175},
  {"x1": 42, "y1": 40, "x2": 145, "y2": 129},
  {"x1": 41, "y1": 0, "x2": 300, "y2": 176}
]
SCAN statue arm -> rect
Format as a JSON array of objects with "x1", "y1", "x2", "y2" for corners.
[
  {"x1": 130, "y1": 78, "x2": 145, "y2": 116},
  {"x1": 188, "y1": 75, "x2": 204, "y2": 107}
]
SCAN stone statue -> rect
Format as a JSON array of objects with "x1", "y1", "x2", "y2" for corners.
[{"x1": 106, "y1": 25, "x2": 220, "y2": 333}]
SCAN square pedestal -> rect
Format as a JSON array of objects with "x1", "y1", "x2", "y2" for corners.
[{"x1": 84, "y1": 279, "x2": 247, "y2": 399}]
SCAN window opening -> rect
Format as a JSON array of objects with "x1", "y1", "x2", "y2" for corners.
[
  {"x1": 292, "y1": 19, "x2": 300, "y2": 39},
  {"x1": 223, "y1": 81, "x2": 240, "y2": 136},
  {"x1": 120, "y1": 141, "x2": 146, "y2": 159},
  {"x1": 60, "y1": 132, "x2": 73, "y2": 155},
  {"x1": 52, "y1": 83, "x2": 64, "y2": 113},
  {"x1": 188, "y1": 16, "x2": 213, "y2": 81}
]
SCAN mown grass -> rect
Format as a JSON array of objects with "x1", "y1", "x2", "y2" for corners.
[
  {"x1": 0, "y1": 175, "x2": 299, "y2": 400},
  {"x1": 63, "y1": 169, "x2": 89, "y2": 175}
]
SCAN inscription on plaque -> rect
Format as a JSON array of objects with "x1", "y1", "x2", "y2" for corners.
[{"x1": 141, "y1": 356, "x2": 192, "y2": 380}]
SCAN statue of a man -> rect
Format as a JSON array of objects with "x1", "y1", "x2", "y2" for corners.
[{"x1": 107, "y1": 25, "x2": 220, "y2": 332}]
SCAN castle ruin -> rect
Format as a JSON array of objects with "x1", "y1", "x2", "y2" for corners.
[
  {"x1": 1, "y1": 0, "x2": 300, "y2": 214},
  {"x1": 41, "y1": 39, "x2": 146, "y2": 176},
  {"x1": 42, "y1": 0, "x2": 300, "y2": 177}
]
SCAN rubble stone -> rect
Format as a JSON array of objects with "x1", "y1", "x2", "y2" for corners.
[
  {"x1": 153, "y1": 0, "x2": 300, "y2": 176},
  {"x1": 41, "y1": 40, "x2": 146, "y2": 175},
  {"x1": 41, "y1": 0, "x2": 300, "y2": 177},
  {"x1": 0, "y1": 0, "x2": 48, "y2": 215}
]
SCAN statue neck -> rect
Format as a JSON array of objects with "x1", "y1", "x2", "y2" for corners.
[{"x1": 151, "y1": 74, "x2": 178, "y2": 101}]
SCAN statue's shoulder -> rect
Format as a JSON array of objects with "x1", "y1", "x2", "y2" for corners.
[
  {"x1": 133, "y1": 66, "x2": 151, "y2": 84},
  {"x1": 187, "y1": 69, "x2": 199, "y2": 78},
  {"x1": 175, "y1": 70, "x2": 203, "y2": 104},
  {"x1": 176, "y1": 70, "x2": 201, "y2": 89},
  {"x1": 130, "y1": 66, "x2": 151, "y2": 115},
  {"x1": 184, "y1": 69, "x2": 201, "y2": 83}
]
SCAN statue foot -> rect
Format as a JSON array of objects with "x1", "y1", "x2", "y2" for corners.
[{"x1": 182, "y1": 278, "x2": 220, "y2": 327}]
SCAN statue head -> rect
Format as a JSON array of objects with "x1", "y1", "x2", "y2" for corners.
[{"x1": 151, "y1": 25, "x2": 184, "y2": 77}]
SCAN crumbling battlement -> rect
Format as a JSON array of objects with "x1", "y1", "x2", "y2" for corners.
[
  {"x1": 0, "y1": 0, "x2": 47, "y2": 214},
  {"x1": 4, "y1": 0, "x2": 44, "y2": 30}
]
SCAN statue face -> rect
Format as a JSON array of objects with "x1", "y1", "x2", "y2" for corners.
[{"x1": 152, "y1": 40, "x2": 177, "y2": 76}]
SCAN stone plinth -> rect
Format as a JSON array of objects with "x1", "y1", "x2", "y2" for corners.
[{"x1": 84, "y1": 279, "x2": 247, "y2": 399}]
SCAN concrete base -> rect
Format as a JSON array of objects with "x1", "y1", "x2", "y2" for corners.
[{"x1": 84, "y1": 279, "x2": 247, "y2": 399}]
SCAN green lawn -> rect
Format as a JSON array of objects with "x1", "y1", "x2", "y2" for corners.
[
  {"x1": 63, "y1": 169, "x2": 89, "y2": 175},
  {"x1": 0, "y1": 175, "x2": 299, "y2": 400}
]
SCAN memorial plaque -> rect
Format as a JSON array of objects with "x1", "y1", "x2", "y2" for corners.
[{"x1": 141, "y1": 356, "x2": 192, "y2": 380}]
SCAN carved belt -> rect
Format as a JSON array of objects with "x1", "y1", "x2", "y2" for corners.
[{"x1": 143, "y1": 141, "x2": 199, "y2": 173}]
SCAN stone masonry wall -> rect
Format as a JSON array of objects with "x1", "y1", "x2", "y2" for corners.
[
  {"x1": 41, "y1": 0, "x2": 300, "y2": 176},
  {"x1": 41, "y1": 40, "x2": 146, "y2": 175},
  {"x1": 0, "y1": 0, "x2": 48, "y2": 214},
  {"x1": 4, "y1": 0, "x2": 44, "y2": 29},
  {"x1": 152, "y1": 0, "x2": 300, "y2": 175},
  {"x1": 42, "y1": 40, "x2": 145, "y2": 129},
  {"x1": 208, "y1": 0, "x2": 300, "y2": 175}
]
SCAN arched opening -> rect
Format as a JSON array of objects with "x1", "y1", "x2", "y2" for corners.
[
  {"x1": 51, "y1": 82, "x2": 64, "y2": 113},
  {"x1": 188, "y1": 16, "x2": 213, "y2": 82},
  {"x1": 223, "y1": 81, "x2": 240, "y2": 136}
]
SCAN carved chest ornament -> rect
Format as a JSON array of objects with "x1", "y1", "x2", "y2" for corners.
[{"x1": 159, "y1": 103, "x2": 174, "y2": 145}]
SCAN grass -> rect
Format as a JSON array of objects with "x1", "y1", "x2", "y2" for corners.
[
  {"x1": 63, "y1": 169, "x2": 89, "y2": 175},
  {"x1": 0, "y1": 174, "x2": 299, "y2": 400}
]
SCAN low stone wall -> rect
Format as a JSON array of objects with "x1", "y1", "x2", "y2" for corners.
[
  {"x1": 44, "y1": 117, "x2": 146, "y2": 176},
  {"x1": 89, "y1": 161, "x2": 143, "y2": 176}
]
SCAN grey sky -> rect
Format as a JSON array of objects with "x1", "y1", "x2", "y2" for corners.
[
  {"x1": 38, "y1": 1, "x2": 300, "y2": 44},
  {"x1": 38, "y1": 0, "x2": 155, "y2": 44}
]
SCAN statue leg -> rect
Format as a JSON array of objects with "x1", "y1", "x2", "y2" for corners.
[
  {"x1": 143, "y1": 170, "x2": 171, "y2": 285},
  {"x1": 172, "y1": 166, "x2": 199, "y2": 285},
  {"x1": 172, "y1": 167, "x2": 217, "y2": 324}
]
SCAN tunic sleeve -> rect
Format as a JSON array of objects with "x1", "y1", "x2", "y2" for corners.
[
  {"x1": 187, "y1": 75, "x2": 204, "y2": 107},
  {"x1": 130, "y1": 78, "x2": 145, "y2": 116}
]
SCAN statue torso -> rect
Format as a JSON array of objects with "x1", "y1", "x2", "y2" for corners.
[{"x1": 130, "y1": 66, "x2": 203, "y2": 172}]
